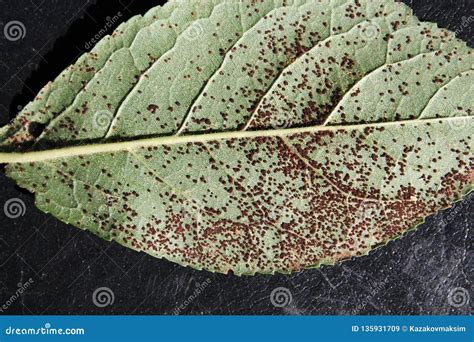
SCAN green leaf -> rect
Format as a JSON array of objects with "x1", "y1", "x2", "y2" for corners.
[{"x1": 0, "y1": 0, "x2": 472, "y2": 275}]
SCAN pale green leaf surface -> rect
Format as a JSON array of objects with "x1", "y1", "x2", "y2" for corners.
[{"x1": 0, "y1": 0, "x2": 472, "y2": 275}]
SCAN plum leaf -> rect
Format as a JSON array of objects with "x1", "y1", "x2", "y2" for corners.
[{"x1": 0, "y1": 0, "x2": 472, "y2": 275}]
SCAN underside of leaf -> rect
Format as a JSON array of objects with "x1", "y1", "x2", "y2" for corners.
[{"x1": 0, "y1": 0, "x2": 472, "y2": 275}]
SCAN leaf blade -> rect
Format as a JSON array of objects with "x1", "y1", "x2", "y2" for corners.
[{"x1": 1, "y1": 0, "x2": 472, "y2": 275}]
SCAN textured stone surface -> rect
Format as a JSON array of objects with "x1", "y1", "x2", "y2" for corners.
[{"x1": 0, "y1": 0, "x2": 472, "y2": 314}]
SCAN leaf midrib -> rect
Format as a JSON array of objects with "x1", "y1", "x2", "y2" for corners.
[{"x1": 0, "y1": 116, "x2": 470, "y2": 164}]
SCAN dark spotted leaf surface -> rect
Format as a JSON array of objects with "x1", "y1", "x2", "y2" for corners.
[{"x1": 0, "y1": 0, "x2": 472, "y2": 275}]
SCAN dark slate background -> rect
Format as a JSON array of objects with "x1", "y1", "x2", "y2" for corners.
[{"x1": 0, "y1": 0, "x2": 472, "y2": 315}]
